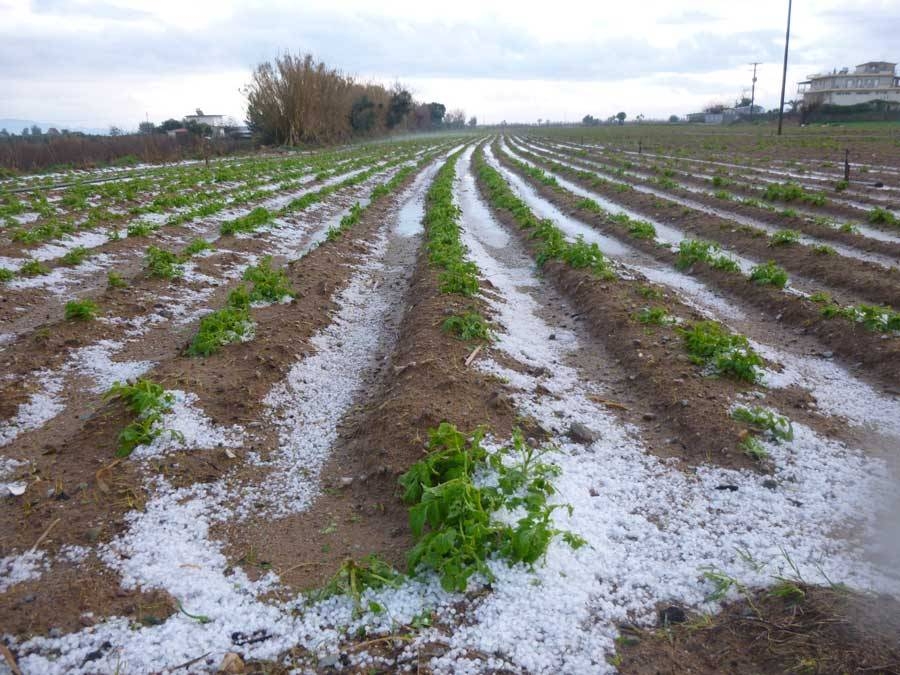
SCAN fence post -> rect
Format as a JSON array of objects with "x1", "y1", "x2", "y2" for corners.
[{"x1": 844, "y1": 149, "x2": 850, "y2": 182}]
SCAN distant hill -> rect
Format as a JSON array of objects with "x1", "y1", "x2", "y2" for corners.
[{"x1": 0, "y1": 118, "x2": 110, "y2": 136}]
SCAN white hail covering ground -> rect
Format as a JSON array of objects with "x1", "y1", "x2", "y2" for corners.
[
  {"x1": 0, "y1": 369, "x2": 64, "y2": 448},
  {"x1": 5, "y1": 157, "x2": 459, "y2": 674},
  {"x1": 3, "y1": 146, "x2": 897, "y2": 674},
  {"x1": 522, "y1": 140, "x2": 900, "y2": 271},
  {"x1": 410, "y1": 149, "x2": 898, "y2": 673}
]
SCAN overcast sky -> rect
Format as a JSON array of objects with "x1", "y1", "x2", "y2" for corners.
[{"x1": 1, "y1": 0, "x2": 897, "y2": 130}]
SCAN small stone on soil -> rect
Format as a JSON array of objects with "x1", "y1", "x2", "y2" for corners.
[{"x1": 569, "y1": 422, "x2": 601, "y2": 444}]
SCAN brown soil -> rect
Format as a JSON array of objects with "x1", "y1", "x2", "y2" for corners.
[
  {"x1": 512, "y1": 142, "x2": 900, "y2": 309},
  {"x1": 475, "y1": 153, "x2": 776, "y2": 471},
  {"x1": 494, "y1": 147, "x2": 900, "y2": 388},
  {"x1": 616, "y1": 585, "x2": 900, "y2": 675},
  {"x1": 221, "y1": 207, "x2": 517, "y2": 594}
]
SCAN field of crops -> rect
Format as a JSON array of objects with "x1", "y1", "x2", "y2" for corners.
[{"x1": 1, "y1": 128, "x2": 898, "y2": 673}]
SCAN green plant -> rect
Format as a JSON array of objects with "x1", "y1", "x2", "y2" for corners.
[
  {"x1": 635, "y1": 306, "x2": 673, "y2": 325},
  {"x1": 220, "y1": 206, "x2": 273, "y2": 236},
  {"x1": 713, "y1": 189, "x2": 732, "y2": 201},
  {"x1": 19, "y1": 259, "x2": 48, "y2": 276},
  {"x1": 834, "y1": 180, "x2": 848, "y2": 192},
  {"x1": 637, "y1": 285, "x2": 664, "y2": 299},
  {"x1": 822, "y1": 303, "x2": 900, "y2": 332},
  {"x1": 811, "y1": 244, "x2": 836, "y2": 255},
  {"x1": 314, "y1": 556, "x2": 402, "y2": 609},
  {"x1": 769, "y1": 580, "x2": 806, "y2": 602},
  {"x1": 867, "y1": 207, "x2": 897, "y2": 226},
  {"x1": 675, "y1": 240, "x2": 717, "y2": 269},
  {"x1": 183, "y1": 238, "x2": 212, "y2": 256},
  {"x1": 103, "y1": 379, "x2": 180, "y2": 457},
  {"x1": 741, "y1": 436, "x2": 768, "y2": 460},
  {"x1": 145, "y1": 246, "x2": 184, "y2": 279},
  {"x1": 242, "y1": 256, "x2": 295, "y2": 304},
  {"x1": 107, "y1": 270, "x2": 128, "y2": 288},
  {"x1": 0, "y1": 268, "x2": 13, "y2": 282},
  {"x1": 399, "y1": 423, "x2": 580, "y2": 592},
  {"x1": 838, "y1": 222, "x2": 859, "y2": 234},
  {"x1": 64, "y1": 298, "x2": 99, "y2": 321},
  {"x1": 710, "y1": 255, "x2": 740, "y2": 273},
  {"x1": 60, "y1": 246, "x2": 91, "y2": 266},
  {"x1": 188, "y1": 305, "x2": 253, "y2": 356},
  {"x1": 769, "y1": 229, "x2": 800, "y2": 246},
  {"x1": 627, "y1": 219, "x2": 656, "y2": 239},
  {"x1": 749, "y1": 261, "x2": 788, "y2": 288},
  {"x1": 126, "y1": 222, "x2": 154, "y2": 237},
  {"x1": 679, "y1": 321, "x2": 763, "y2": 383},
  {"x1": 732, "y1": 406, "x2": 793, "y2": 442},
  {"x1": 442, "y1": 312, "x2": 492, "y2": 341}
]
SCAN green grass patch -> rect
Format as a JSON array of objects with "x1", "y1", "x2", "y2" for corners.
[
  {"x1": 811, "y1": 244, "x2": 836, "y2": 255},
  {"x1": 0, "y1": 267, "x2": 14, "y2": 282},
  {"x1": 64, "y1": 298, "x2": 99, "y2": 321}
]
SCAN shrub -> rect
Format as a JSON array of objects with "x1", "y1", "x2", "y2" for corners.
[{"x1": 0, "y1": 268, "x2": 13, "y2": 282}]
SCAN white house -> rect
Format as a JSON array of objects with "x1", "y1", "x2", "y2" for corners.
[
  {"x1": 183, "y1": 110, "x2": 229, "y2": 137},
  {"x1": 798, "y1": 61, "x2": 900, "y2": 107}
]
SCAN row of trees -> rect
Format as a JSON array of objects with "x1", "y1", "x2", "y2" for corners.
[
  {"x1": 582, "y1": 112, "x2": 628, "y2": 126},
  {"x1": 244, "y1": 52, "x2": 468, "y2": 145}
]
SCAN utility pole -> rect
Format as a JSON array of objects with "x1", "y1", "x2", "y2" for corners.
[
  {"x1": 777, "y1": 0, "x2": 793, "y2": 136},
  {"x1": 749, "y1": 62, "x2": 760, "y2": 116}
]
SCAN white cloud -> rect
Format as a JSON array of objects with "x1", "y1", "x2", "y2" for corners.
[{"x1": 0, "y1": 0, "x2": 896, "y2": 127}]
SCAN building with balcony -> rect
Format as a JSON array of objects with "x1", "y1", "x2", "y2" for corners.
[{"x1": 798, "y1": 61, "x2": 900, "y2": 108}]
